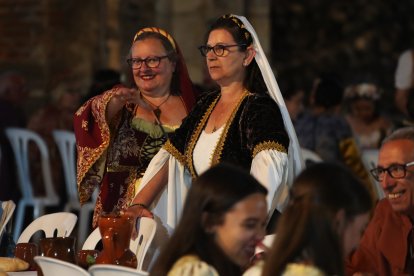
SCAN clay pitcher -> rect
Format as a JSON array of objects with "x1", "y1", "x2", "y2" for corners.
[{"x1": 95, "y1": 213, "x2": 137, "y2": 268}]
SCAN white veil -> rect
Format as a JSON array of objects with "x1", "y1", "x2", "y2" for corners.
[{"x1": 234, "y1": 15, "x2": 304, "y2": 186}]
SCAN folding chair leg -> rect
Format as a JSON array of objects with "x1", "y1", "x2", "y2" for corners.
[
  {"x1": 78, "y1": 207, "x2": 92, "y2": 248},
  {"x1": 13, "y1": 202, "x2": 26, "y2": 242}
]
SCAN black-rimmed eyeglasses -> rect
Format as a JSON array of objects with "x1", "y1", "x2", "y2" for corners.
[
  {"x1": 198, "y1": 44, "x2": 246, "y2": 57},
  {"x1": 370, "y1": 161, "x2": 414, "y2": 181},
  {"x1": 126, "y1": 55, "x2": 169, "y2": 69}
]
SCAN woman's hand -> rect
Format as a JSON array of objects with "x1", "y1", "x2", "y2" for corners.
[
  {"x1": 125, "y1": 204, "x2": 154, "y2": 240},
  {"x1": 106, "y1": 87, "x2": 139, "y2": 121}
]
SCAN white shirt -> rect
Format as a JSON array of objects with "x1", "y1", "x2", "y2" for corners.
[
  {"x1": 395, "y1": 49, "x2": 413, "y2": 89},
  {"x1": 192, "y1": 126, "x2": 224, "y2": 175}
]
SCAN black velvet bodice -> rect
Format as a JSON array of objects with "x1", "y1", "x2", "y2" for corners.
[{"x1": 164, "y1": 90, "x2": 289, "y2": 178}]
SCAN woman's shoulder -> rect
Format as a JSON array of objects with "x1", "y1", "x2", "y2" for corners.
[
  {"x1": 168, "y1": 254, "x2": 219, "y2": 276},
  {"x1": 246, "y1": 92, "x2": 277, "y2": 105},
  {"x1": 243, "y1": 92, "x2": 281, "y2": 116},
  {"x1": 282, "y1": 263, "x2": 326, "y2": 276}
]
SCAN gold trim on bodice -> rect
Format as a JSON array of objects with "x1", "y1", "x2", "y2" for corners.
[
  {"x1": 252, "y1": 141, "x2": 287, "y2": 159},
  {"x1": 186, "y1": 89, "x2": 250, "y2": 178}
]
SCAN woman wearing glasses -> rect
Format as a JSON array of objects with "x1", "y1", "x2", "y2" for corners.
[
  {"x1": 128, "y1": 14, "x2": 302, "y2": 245},
  {"x1": 74, "y1": 27, "x2": 196, "y2": 226}
]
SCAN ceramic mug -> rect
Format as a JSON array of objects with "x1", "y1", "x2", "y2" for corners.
[
  {"x1": 15, "y1": 242, "x2": 38, "y2": 271},
  {"x1": 39, "y1": 237, "x2": 76, "y2": 263}
]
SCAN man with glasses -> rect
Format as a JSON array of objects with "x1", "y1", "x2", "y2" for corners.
[{"x1": 347, "y1": 127, "x2": 414, "y2": 275}]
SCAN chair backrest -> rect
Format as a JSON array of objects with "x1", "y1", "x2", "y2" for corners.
[
  {"x1": 301, "y1": 147, "x2": 323, "y2": 165},
  {"x1": 361, "y1": 149, "x2": 379, "y2": 170},
  {"x1": 89, "y1": 264, "x2": 149, "y2": 276},
  {"x1": 34, "y1": 256, "x2": 90, "y2": 276},
  {"x1": 361, "y1": 149, "x2": 384, "y2": 199},
  {"x1": 0, "y1": 200, "x2": 16, "y2": 241},
  {"x1": 17, "y1": 212, "x2": 78, "y2": 243},
  {"x1": 82, "y1": 217, "x2": 156, "y2": 270},
  {"x1": 52, "y1": 130, "x2": 78, "y2": 203},
  {"x1": 5, "y1": 127, "x2": 58, "y2": 201},
  {"x1": 130, "y1": 217, "x2": 157, "y2": 270},
  {"x1": 81, "y1": 227, "x2": 101, "y2": 250}
]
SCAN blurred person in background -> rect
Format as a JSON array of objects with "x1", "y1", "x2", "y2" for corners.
[
  {"x1": 394, "y1": 49, "x2": 414, "y2": 117},
  {"x1": 0, "y1": 71, "x2": 28, "y2": 201},
  {"x1": 83, "y1": 68, "x2": 121, "y2": 102},
  {"x1": 395, "y1": 87, "x2": 414, "y2": 129},
  {"x1": 295, "y1": 73, "x2": 377, "y2": 201},
  {"x1": 27, "y1": 83, "x2": 81, "y2": 202},
  {"x1": 279, "y1": 80, "x2": 306, "y2": 122},
  {"x1": 253, "y1": 163, "x2": 372, "y2": 276},
  {"x1": 344, "y1": 81, "x2": 392, "y2": 150}
]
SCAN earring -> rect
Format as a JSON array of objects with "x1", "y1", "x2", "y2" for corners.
[{"x1": 243, "y1": 61, "x2": 248, "y2": 66}]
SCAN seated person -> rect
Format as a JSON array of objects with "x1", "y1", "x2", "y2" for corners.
[
  {"x1": 347, "y1": 127, "x2": 414, "y2": 275},
  {"x1": 279, "y1": 79, "x2": 306, "y2": 122},
  {"x1": 150, "y1": 163, "x2": 268, "y2": 276},
  {"x1": 395, "y1": 88, "x2": 414, "y2": 128},
  {"x1": 295, "y1": 73, "x2": 377, "y2": 201},
  {"x1": 245, "y1": 162, "x2": 372, "y2": 276},
  {"x1": 344, "y1": 81, "x2": 392, "y2": 150}
]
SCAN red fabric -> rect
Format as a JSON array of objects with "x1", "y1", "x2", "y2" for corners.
[
  {"x1": 346, "y1": 199, "x2": 413, "y2": 276},
  {"x1": 174, "y1": 42, "x2": 196, "y2": 111},
  {"x1": 73, "y1": 90, "x2": 115, "y2": 205}
]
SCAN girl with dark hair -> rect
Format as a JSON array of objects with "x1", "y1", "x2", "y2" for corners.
[
  {"x1": 151, "y1": 163, "x2": 268, "y2": 276},
  {"x1": 251, "y1": 163, "x2": 372, "y2": 276},
  {"x1": 74, "y1": 27, "x2": 196, "y2": 226}
]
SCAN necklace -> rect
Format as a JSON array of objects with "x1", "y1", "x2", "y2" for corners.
[{"x1": 140, "y1": 92, "x2": 171, "y2": 119}]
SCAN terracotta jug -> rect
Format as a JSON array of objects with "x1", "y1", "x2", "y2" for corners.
[{"x1": 95, "y1": 213, "x2": 137, "y2": 268}]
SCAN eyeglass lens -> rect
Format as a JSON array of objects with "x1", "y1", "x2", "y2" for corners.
[
  {"x1": 127, "y1": 56, "x2": 167, "y2": 69},
  {"x1": 198, "y1": 44, "x2": 244, "y2": 57},
  {"x1": 371, "y1": 165, "x2": 406, "y2": 181}
]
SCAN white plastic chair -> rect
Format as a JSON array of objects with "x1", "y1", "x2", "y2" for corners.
[
  {"x1": 52, "y1": 130, "x2": 78, "y2": 211},
  {"x1": 17, "y1": 212, "x2": 77, "y2": 243},
  {"x1": 5, "y1": 127, "x2": 60, "y2": 241},
  {"x1": 34, "y1": 256, "x2": 90, "y2": 276},
  {"x1": 129, "y1": 217, "x2": 157, "y2": 270},
  {"x1": 82, "y1": 217, "x2": 156, "y2": 270},
  {"x1": 81, "y1": 227, "x2": 101, "y2": 250},
  {"x1": 301, "y1": 148, "x2": 323, "y2": 165},
  {"x1": 89, "y1": 264, "x2": 148, "y2": 276},
  {"x1": 361, "y1": 149, "x2": 385, "y2": 199},
  {"x1": 52, "y1": 130, "x2": 96, "y2": 247},
  {"x1": 0, "y1": 200, "x2": 16, "y2": 241}
]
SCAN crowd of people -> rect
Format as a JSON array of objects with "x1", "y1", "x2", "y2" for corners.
[{"x1": 1, "y1": 11, "x2": 414, "y2": 276}]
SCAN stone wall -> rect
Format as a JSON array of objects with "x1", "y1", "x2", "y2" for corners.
[
  {"x1": 270, "y1": 0, "x2": 414, "y2": 107},
  {"x1": 0, "y1": 0, "x2": 413, "y2": 114}
]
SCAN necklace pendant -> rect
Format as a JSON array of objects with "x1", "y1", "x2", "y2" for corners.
[
  {"x1": 212, "y1": 126, "x2": 217, "y2": 132},
  {"x1": 154, "y1": 108, "x2": 161, "y2": 119}
]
